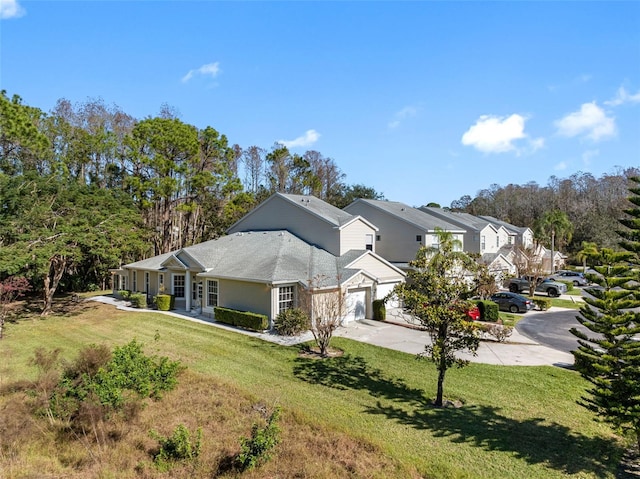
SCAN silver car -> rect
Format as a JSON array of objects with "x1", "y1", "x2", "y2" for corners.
[{"x1": 548, "y1": 270, "x2": 589, "y2": 286}]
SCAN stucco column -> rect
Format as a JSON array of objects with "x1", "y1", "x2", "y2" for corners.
[{"x1": 185, "y1": 270, "x2": 192, "y2": 311}]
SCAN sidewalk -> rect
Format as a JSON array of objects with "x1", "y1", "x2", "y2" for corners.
[{"x1": 90, "y1": 296, "x2": 574, "y2": 368}]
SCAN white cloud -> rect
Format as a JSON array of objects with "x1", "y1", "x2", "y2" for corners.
[
  {"x1": 605, "y1": 86, "x2": 640, "y2": 106},
  {"x1": 388, "y1": 105, "x2": 418, "y2": 129},
  {"x1": 461, "y1": 114, "x2": 528, "y2": 153},
  {"x1": 181, "y1": 62, "x2": 220, "y2": 83},
  {"x1": 554, "y1": 102, "x2": 616, "y2": 141},
  {"x1": 278, "y1": 129, "x2": 320, "y2": 148},
  {"x1": 554, "y1": 161, "x2": 568, "y2": 171},
  {"x1": 0, "y1": 0, "x2": 25, "y2": 19}
]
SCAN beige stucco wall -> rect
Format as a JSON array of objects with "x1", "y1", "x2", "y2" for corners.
[
  {"x1": 339, "y1": 219, "x2": 377, "y2": 255},
  {"x1": 213, "y1": 279, "x2": 272, "y2": 318}
]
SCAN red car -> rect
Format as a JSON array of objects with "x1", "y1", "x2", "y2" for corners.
[{"x1": 466, "y1": 306, "x2": 481, "y2": 321}]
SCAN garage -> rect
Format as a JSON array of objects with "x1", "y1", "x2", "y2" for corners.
[
  {"x1": 344, "y1": 288, "x2": 368, "y2": 323},
  {"x1": 375, "y1": 282, "x2": 401, "y2": 308}
]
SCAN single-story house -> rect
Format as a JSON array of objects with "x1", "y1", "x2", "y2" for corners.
[{"x1": 112, "y1": 229, "x2": 405, "y2": 327}]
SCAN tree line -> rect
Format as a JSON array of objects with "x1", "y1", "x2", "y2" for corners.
[{"x1": 449, "y1": 167, "x2": 640, "y2": 253}]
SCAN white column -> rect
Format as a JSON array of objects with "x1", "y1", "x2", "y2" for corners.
[{"x1": 185, "y1": 270, "x2": 192, "y2": 311}]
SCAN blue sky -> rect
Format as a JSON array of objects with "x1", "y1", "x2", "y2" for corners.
[{"x1": 1, "y1": 1, "x2": 639, "y2": 207}]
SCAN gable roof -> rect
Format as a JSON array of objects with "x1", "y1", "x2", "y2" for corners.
[
  {"x1": 227, "y1": 192, "x2": 377, "y2": 233},
  {"x1": 124, "y1": 230, "x2": 402, "y2": 288},
  {"x1": 346, "y1": 199, "x2": 465, "y2": 233},
  {"x1": 419, "y1": 207, "x2": 498, "y2": 233},
  {"x1": 478, "y1": 215, "x2": 530, "y2": 235}
]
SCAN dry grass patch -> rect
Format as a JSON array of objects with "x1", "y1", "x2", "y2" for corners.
[{"x1": 0, "y1": 362, "x2": 412, "y2": 479}]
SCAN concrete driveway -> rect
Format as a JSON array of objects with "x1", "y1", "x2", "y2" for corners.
[{"x1": 335, "y1": 317, "x2": 574, "y2": 367}]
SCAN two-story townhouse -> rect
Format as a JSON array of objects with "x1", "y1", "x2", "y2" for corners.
[
  {"x1": 227, "y1": 193, "x2": 378, "y2": 256},
  {"x1": 418, "y1": 208, "x2": 505, "y2": 254},
  {"x1": 343, "y1": 199, "x2": 465, "y2": 266},
  {"x1": 477, "y1": 215, "x2": 534, "y2": 249}
]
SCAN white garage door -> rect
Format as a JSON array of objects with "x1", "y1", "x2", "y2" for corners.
[
  {"x1": 344, "y1": 289, "x2": 367, "y2": 323},
  {"x1": 376, "y1": 282, "x2": 400, "y2": 308}
]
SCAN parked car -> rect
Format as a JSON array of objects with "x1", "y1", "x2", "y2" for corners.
[
  {"x1": 466, "y1": 305, "x2": 481, "y2": 321},
  {"x1": 507, "y1": 277, "x2": 567, "y2": 297},
  {"x1": 547, "y1": 270, "x2": 590, "y2": 286},
  {"x1": 490, "y1": 292, "x2": 533, "y2": 313}
]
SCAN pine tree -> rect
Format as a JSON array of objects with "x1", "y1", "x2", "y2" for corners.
[{"x1": 571, "y1": 177, "x2": 640, "y2": 451}]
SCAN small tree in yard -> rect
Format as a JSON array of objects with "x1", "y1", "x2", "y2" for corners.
[
  {"x1": 0, "y1": 276, "x2": 30, "y2": 339},
  {"x1": 303, "y1": 275, "x2": 346, "y2": 358},
  {"x1": 393, "y1": 229, "x2": 480, "y2": 407},
  {"x1": 571, "y1": 177, "x2": 640, "y2": 452}
]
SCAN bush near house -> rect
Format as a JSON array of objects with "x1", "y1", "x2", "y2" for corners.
[
  {"x1": 372, "y1": 299, "x2": 386, "y2": 321},
  {"x1": 274, "y1": 308, "x2": 310, "y2": 336},
  {"x1": 214, "y1": 307, "x2": 269, "y2": 331},
  {"x1": 129, "y1": 292, "x2": 147, "y2": 309},
  {"x1": 476, "y1": 300, "x2": 499, "y2": 322},
  {"x1": 155, "y1": 294, "x2": 174, "y2": 311}
]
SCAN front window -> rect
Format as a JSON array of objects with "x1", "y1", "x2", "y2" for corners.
[
  {"x1": 481, "y1": 235, "x2": 486, "y2": 252},
  {"x1": 173, "y1": 274, "x2": 185, "y2": 298},
  {"x1": 158, "y1": 273, "x2": 164, "y2": 293},
  {"x1": 192, "y1": 281, "x2": 203, "y2": 300},
  {"x1": 278, "y1": 286, "x2": 294, "y2": 313},
  {"x1": 207, "y1": 280, "x2": 218, "y2": 307},
  {"x1": 365, "y1": 234, "x2": 373, "y2": 251},
  {"x1": 132, "y1": 271, "x2": 137, "y2": 292},
  {"x1": 144, "y1": 272, "x2": 150, "y2": 293}
]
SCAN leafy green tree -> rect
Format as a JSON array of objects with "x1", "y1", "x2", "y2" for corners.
[
  {"x1": 571, "y1": 177, "x2": 640, "y2": 451},
  {"x1": 330, "y1": 183, "x2": 385, "y2": 209},
  {"x1": 0, "y1": 90, "x2": 51, "y2": 176},
  {"x1": 0, "y1": 174, "x2": 148, "y2": 314},
  {"x1": 535, "y1": 209, "x2": 573, "y2": 273},
  {"x1": 393, "y1": 229, "x2": 480, "y2": 407}
]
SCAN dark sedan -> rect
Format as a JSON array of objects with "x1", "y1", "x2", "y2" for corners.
[{"x1": 490, "y1": 292, "x2": 533, "y2": 313}]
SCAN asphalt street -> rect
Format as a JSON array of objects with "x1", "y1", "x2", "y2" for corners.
[{"x1": 516, "y1": 307, "x2": 590, "y2": 354}]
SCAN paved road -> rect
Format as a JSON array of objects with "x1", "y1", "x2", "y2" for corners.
[{"x1": 516, "y1": 307, "x2": 590, "y2": 354}]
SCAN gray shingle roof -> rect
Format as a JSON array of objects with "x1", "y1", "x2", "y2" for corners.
[
  {"x1": 124, "y1": 231, "x2": 372, "y2": 288},
  {"x1": 277, "y1": 193, "x2": 356, "y2": 228},
  {"x1": 350, "y1": 199, "x2": 465, "y2": 232},
  {"x1": 420, "y1": 207, "x2": 493, "y2": 232}
]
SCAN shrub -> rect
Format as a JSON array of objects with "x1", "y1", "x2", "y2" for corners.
[
  {"x1": 274, "y1": 308, "x2": 309, "y2": 336},
  {"x1": 558, "y1": 280, "x2": 574, "y2": 292},
  {"x1": 533, "y1": 298, "x2": 551, "y2": 311},
  {"x1": 118, "y1": 290, "x2": 131, "y2": 300},
  {"x1": 150, "y1": 424, "x2": 202, "y2": 472},
  {"x1": 48, "y1": 340, "x2": 183, "y2": 425},
  {"x1": 237, "y1": 407, "x2": 281, "y2": 471},
  {"x1": 214, "y1": 307, "x2": 269, "y2": 331},
  {"x1": 372, "y1": 299, "x2": 386, "y2": 321},
  {"x1": 129, "y1": 292, "x2": 147, "y2": 309},
  {"x1": 477, "y1": 300, "x2": 499, "y2": 322},
  {"x1": 155, "y1": 294, "x2": 172, "y2": 311},
  {"x1": 486, "y1": 323, "x2": 513, "y2": 342}
]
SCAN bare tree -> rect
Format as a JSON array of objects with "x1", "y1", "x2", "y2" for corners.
[{"x1": 302, "y1": 275, "x2": 346, "y2": 357}]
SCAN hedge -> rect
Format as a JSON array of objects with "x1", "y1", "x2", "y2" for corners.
[
  {"x1": 214, "y1": 307, "x2": 269, "y2": 331},
  {"x1": 155, "y1": 294, "x2": 174, "y2": 311},
  {"x1": 532, "y1": 298, "x2": 551, "y2": 311},
  {"x1": 129, "y1": 292, "x2": 147, "y2": 309},
  {"x1": 372, "y1": 299, "x2": 386, "y2": 321},
  {"x1": 477, "y1": 300, "x2": 499, "y2": 322}
]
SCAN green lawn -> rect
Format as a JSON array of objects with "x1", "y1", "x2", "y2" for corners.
[{"x1": 0, "y1": 300, "x2": 623, "y2": 479}]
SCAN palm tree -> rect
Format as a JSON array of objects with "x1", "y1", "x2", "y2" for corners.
[
  {"x1": 535, "y1": 210, "x2": 574, "y2": 273},
  {"x1": 575, "y1": 241, "x2": 599, "y2": 273}
]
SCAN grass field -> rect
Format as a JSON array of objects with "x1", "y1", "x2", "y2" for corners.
[{"x1": 0, "y1": 298, "x2": 624, "y2": 478}]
